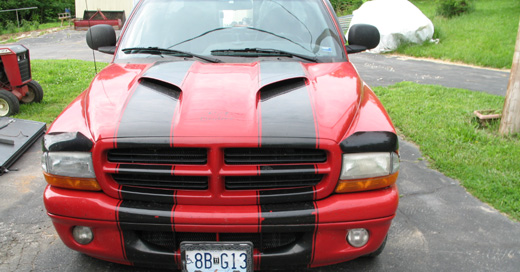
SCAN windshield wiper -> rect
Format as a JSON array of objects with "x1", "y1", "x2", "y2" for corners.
[
  {"x1": 168, "y1": 28, "x2": 227, "y2": 49},
  {"x1": 169, "y1": 27, "x2": 311, "y2": 54},
  {"x1": 122, "y1": 47, "x2": 221, "y2": 63},
  {"x1": 211, "y1": 48, "x2": 318, "y2": 63}
]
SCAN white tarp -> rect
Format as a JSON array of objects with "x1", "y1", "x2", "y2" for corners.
[{"x1": 348, "y1": 0, "x2": 434, "y2": 53}]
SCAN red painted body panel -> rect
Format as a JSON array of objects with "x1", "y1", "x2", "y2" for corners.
[
  {"x1": 44, "y1": 0, "x2": 399, "y2": 269},
  {"x1": 45, "y1": 185, "x2": 398, "y2": 224},
  {"x1": 48, "y1": 211, "x2": 394, "y2": 269},
  {"x1": 45, "y1": 184, "x2": 398, "y2": 268},
  {"x1": 45, "y1": 60, "x2": 399, "y2": 268},
  {"x1": 49, "y1": 215, "x2": 129, "y2": 265},
  {"x1": 50, "y1": 61, "x2": 385, "y2": 142},
  {"x1": 1, "y1": 49, "x2": 24, "y2": 87}
]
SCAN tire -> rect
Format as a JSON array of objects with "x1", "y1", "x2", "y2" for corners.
[
  {"x1": 0, "y1": 89, "x2": 20, "y2": 117},
  {"x1": 364, "y1": 235, "x2": 387, "y2": 258},
  {"x1": 21, "y1": 80, "x2": 44, "y2": 104}
]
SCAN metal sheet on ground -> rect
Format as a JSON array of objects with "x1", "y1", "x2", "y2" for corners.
[{"x1": 0, "y1": 117, "x2": 45, "y2": 174}]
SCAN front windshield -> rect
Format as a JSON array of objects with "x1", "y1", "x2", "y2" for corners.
[{"x1": 117, "y1": 0, "x2": 345, "y2": 62}]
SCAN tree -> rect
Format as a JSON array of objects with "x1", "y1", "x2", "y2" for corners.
[
  {"x1": 499, "y1": 19, "x2": 520, "y2": 136},
  {"x1": 0, "y1": 0, "x2": 75, "y2": 25}
]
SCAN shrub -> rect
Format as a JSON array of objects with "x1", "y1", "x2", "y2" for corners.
[
  {"x1": 437, "y1": 0, "x2": 475, "y2": 18},
  {"x1": 330, "y1": 0, "x2": 366, "y2": 15},
  {"x1": 21, "y1": 19, "x2": 32, "y2": 32},
  {"x1": 5, "y1": 21, "x2": 17, "y2": 34},
  {"x1": 32, "y1": 20, "x2": 40, "y2": 30}
]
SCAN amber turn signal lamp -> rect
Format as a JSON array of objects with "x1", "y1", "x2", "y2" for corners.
[
  {"x1": 43, "y1": 172, "x2": 102, "y2": 191},
  {"x1": 335, "y1": 172, "x2": 398, "y2": 193}
]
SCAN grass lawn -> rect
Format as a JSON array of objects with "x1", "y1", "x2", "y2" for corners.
[
  {"x1": 0, "y1": 22, "x2": 64, "y2": 43},
  {"x1": 396, "y1": 0, "x2": 520, "y2": 69},
  {"x1": 15, "y1": 60, "x2": 108, "y2": 124},
  {"x1": 374, "y1": 82, "x2": 519, "y2": 221}
]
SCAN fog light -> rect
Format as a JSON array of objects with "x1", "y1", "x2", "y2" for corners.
[
  {"x1": 72, "y1": 226, "x2": 94, "y2": 245},
  {"x1": 347, "y1": 228, "x2": 369, "y2": 248}
]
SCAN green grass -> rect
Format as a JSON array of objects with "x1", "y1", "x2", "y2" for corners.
[
  {"x1": 396, "y1": 0, "x2": 520, "y2": 69},
  {"x1": 374, "y1": 82, "x2": 520, "y2": 220},
  {"x1": 38, "y1": 22, "x2": 63, "y2": 29},
  {"x1": 14, "y1": 60, "x2": 108, "y2": 124},
  {"x1": 0, "y1": 22, "x2": 64, "y2": 42}
]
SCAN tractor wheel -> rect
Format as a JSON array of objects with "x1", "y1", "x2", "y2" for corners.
[
  {"x1": 21, "y1": 80, "x2": 44, "y2": 104},
  {"x1": 0, "y1": 90, "x2": 20, "y2": 117}
]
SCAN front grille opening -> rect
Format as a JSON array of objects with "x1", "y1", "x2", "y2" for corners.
[
  {"x1": 108, "y1": 148, "x2": 207, "y2": 165},
  {"x1": 112, "y1": 174, "x2": 208, "y2": 190},
  {"x1": 18, "y1": 52, "x2": 31, "y2": 82},
  {"x1": 138, "y1": 231, "x2": 301, "y2": 251},
  {"x1": 226, "y1": 174, "x2": 323, "y2": 190},
  {"x1": 225, "y1": 148, "x2": 326, "y2": 165}
]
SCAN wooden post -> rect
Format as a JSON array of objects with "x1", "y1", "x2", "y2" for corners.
[
  {"x1": 499, "y1": 19, "x2": 520, "y2": 136},
  {"x1": 16, "y1": 10, "x2": 20, "y2": 28}
]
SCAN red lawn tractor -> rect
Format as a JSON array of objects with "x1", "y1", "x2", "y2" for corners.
[{"x1": 0, "y1": 44, "x2": 43, "y2": 117}]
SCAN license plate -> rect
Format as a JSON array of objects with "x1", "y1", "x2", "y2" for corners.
[{"x1": 181, "y1": 242, "x2": 253, "y2": 272}]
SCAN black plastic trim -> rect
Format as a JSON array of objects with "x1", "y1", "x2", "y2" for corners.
[
  {"x1": 117, "y1": 222, "x2": 317, "y2": 270},
  {"x1": 43, "y1": 131, "x2": 93, "y2": 152},
  {"x1": 340, "y1": 131, "x2": 398, "y2": 153}
]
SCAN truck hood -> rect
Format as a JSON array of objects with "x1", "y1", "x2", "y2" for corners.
[{"x1": 83, "y1": 60, "x2": 363, "y2": 146}]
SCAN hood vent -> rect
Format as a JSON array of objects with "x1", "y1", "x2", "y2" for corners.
[
  {"x1": 139, "y1": 78, "x2": 181, "y2": 100},
  {"x1": 260, "y1": 78, "x2": 307, "y2": 101}
]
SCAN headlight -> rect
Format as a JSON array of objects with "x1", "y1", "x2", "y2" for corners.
[
  {"x1": 42, "y1": 152, "x2": 95, "y2": 178},
  {"x1": 340, "y1": 152, "x2": 399, "y2": 180},
  {"x1": 336, "y1": 152, "x2": 399, "y2": 193},
  {"x1": 42, "y1": 152, "x2": 101, "y2": 191}
]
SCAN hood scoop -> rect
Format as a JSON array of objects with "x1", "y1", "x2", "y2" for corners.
[
  {"x1": 258, "y1": 76, "x2": 317, "y2": 148},
  {"x1": 139, "y1": 78, "x2": 181, "y2": 100},
  {"x1": 116, "y1": 77, "x2": 182, "y2": 141},
  {"x1": 260, "y1": 77, "x2": 307, "y2": 101},
  {"x1": 140, "y1": 61, "x2": 195, "y2": 88}
]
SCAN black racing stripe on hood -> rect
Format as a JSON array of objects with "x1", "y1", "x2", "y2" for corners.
[
  {"x1": 259, "y1": 62, "x2": 317, "y2": 148},
  {"x1": 141, "y1": 61, "x2": 194, "y2": 88},
  {"x1": 259, "y1": 61, "x2": 308, "y2": 87},
  {"x1": 259, "y1": 78, "x2": 317, "y2": 148},
  {"x1": 116, "y1": 79, "x2": 180, "y2": 141}
]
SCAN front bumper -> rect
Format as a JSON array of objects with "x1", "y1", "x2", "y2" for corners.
[{"x1": 44, "y1": 184, "x2": 398, "y2": 270}]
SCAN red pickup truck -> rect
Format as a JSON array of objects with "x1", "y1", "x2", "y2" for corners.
[{"x1": 42, "y1": 0, "x2": 399, "y2": 271}]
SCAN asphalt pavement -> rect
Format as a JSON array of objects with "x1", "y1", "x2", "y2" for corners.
[{"x1": 0, "y1": 29, "x2": 518, "y2": 272}]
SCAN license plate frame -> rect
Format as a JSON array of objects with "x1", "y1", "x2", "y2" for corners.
[{"x1": 181, "y1": 241, "x2": 253, "y2": 272}]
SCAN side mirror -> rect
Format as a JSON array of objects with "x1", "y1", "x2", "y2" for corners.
[
  {"x1": 86, "y1": 24, "x2": 117, "y2": 54},
  {"x1": 346, "y1": 24, "x2": 380, "y2": 54}
]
